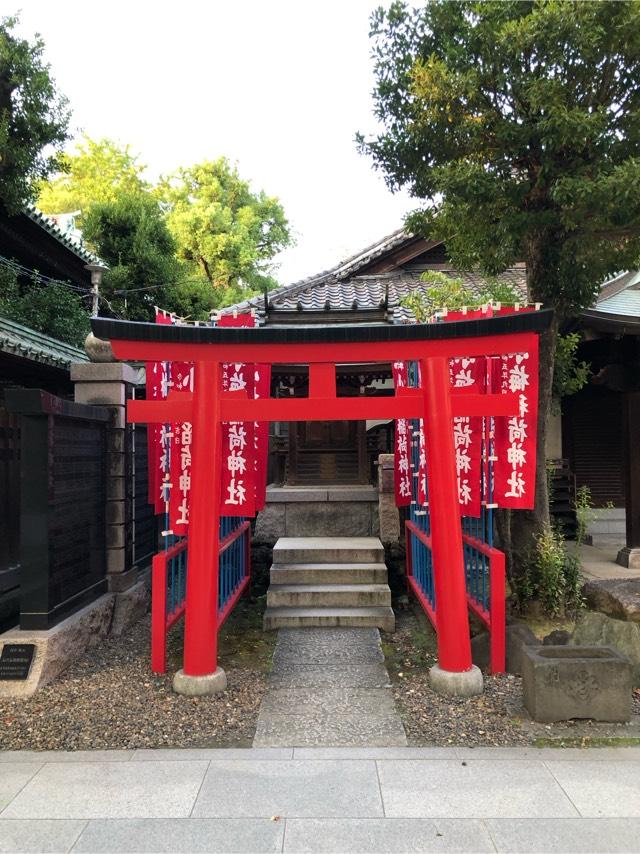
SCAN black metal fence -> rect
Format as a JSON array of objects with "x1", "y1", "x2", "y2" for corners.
[
  {"x1": 0, "y1": 400, "x2": 20, "y2": 631},
  {"x1": 5, "y1": 389, "x2": 109, "y2": 630}
]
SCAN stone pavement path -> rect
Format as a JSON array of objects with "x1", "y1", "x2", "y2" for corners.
[
  {"x1": 253, "y1": 627, "x2": 407, "y2": 747},
  {"x1": 2, "y1": 747, "x2": 640, "y2": 852}
]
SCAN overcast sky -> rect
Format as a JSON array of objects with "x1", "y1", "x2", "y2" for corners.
[{"x1": 15, "y1": 0, "x2": 413, "y2": 284}]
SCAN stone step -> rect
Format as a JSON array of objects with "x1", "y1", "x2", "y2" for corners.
[
  {"x1": 267, "y1": 584, "x2": 391, "y2": 609},
  {"x1": 270, "y1": 563, "x2": 388, "y2": 585},
  {"x1": 264, "y1": 606, "x2": 395, "y2": 632},
  {"x1": 273, "y1": 536, "x2": 385, "y2": 565}
]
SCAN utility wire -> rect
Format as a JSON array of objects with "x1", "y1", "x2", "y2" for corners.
[{"x1": 0, "y1": 255, "x2": 89, "y2": 293}]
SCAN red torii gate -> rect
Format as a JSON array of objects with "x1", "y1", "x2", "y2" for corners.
[{"x1": 92, "y1": 310, "x2": 551, "y2": 696}]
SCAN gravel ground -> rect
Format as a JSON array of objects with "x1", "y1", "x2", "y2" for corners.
[
  {"x1": 383, "y1": 609, "x2": 640, "y2": 748},
  {"x1": 0, "y1": 600, "x2": 274, "y2": 751}
]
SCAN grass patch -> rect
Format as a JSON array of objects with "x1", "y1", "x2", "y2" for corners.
[
  {"x1": 533, "y1": 736, "x2": 640, "y2": 749},
  {"x1": 218, "y1": 596, "x2": 276, "y2": 673}
]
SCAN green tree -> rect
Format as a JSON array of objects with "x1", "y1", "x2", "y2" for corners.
[
  {"x1": 359, "y1": 0, "x2": 640, "y2": 572},
  {"x1": 83, "y1": 192, "x2": 184, "y2": 322},
  {"x1": 160, "y1": 158, "x2": 292, "y2": 294},
  {"x1": 0, "y1": 264, "x2": 90, "y2": 346},
  {"x1": 38, "y1": 135, "x2": 148, "y2": 221},
  {"x1": 0, "y1": 15, "x2": 70, "y2": 213}
]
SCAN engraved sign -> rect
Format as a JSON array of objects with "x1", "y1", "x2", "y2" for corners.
[{"x1": 0, "y1": 644, "x2": 35, "y2": 680}]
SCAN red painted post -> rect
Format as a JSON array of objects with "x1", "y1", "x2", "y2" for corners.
[
  {"x1": 420, "y1": 355, "x2": 474, "y2": 673},
  {"x1": 151, "y1": 552, "x2": 167, "y2": 674},
  {"x1": 490, "y1": 551, "x2": 506, "y2": 674},
  {"x1": 182, "y1": 360, "x2": 223, "y2": 677}
]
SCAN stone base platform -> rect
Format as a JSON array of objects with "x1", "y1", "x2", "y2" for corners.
[
  {"x1": 254, "y1": 485, "x2": 379, "y2": 540},
  {"x1": 0, "y1": 576, "x2": 149, "y2": 698}
]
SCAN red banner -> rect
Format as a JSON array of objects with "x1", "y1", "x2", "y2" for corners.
[
  {"x1": 148, "y1": 310, "x2": 174, "y2": 514},
  {"x1": 253, "y1": 363, "x2": 271, "y2": 511},
  {"x1": 391, "y1": 361, "x2": 411, "y2": 506},
  {"x1": 168, "y1": 361, "x2": 194, "y2": 535},
  {"x1": 493, "y1": 347, "x2": 539, "y2": 509},
  {"x1": 219, "y1": 313, "x2": 257, "y2": 517},
  {"x1": 417, "y1": 419, "x2": 428, "y2": 508},
  {"x1": 449, "y1": 357, "x2": 485, "y2": 517}
]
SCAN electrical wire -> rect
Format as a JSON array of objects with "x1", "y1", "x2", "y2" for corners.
[{"x1": 0, "y1": 255, "x2": 90, "y2": 293}]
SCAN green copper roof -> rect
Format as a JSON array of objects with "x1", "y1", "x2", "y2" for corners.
[{"x1": 0, "y1": 316, "x2": 88, "y2": 370}]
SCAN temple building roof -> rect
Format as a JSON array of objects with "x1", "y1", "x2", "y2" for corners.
[
  {"x1": 0, "y1": 316, "x2": 88, "y2": 371},
  {"x1": 228, "y1": 230, "x2": 528, "y2": 325},
  {"x1": 226, "y1": 228, "x2": 640, "y2": 334}
]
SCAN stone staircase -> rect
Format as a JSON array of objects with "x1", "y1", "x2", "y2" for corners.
[{"x1": 263, "y1": 537, "x2": 395, "y2": 631}]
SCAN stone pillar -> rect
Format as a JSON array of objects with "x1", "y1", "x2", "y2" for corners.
[
  {"x1": 70, "y1": 362, "x2": 142, "y2": 593},
  {"x1": 617, "y1": 392, "x2": 640, "y2": 570},
  {"x1": 377, "y1": 453, "x2": 400, "y2": 544}
]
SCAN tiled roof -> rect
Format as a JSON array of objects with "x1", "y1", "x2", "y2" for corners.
[
  {"x1": 265, "y1": 267, "x2": 528, "y2": 321},
  {"x1": 0, "y1": 316, "x2": 88, "y2": 370},
  {"x1": 228, "y1": 228, "x2": 412, "y2": 315},
  {"x1": 227, "y1": 226, "x2": 528, "y2": 323},
  {"x1": 592, "y1": 271, "x2": 640, "y2": 318},
  {"x1": 24, "y1": 205, "x2": 104, "y2": 267}
]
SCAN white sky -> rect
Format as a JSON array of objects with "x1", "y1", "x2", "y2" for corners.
[{"x1": 14, "y1": 0, "x2": 413, "y2": 284}]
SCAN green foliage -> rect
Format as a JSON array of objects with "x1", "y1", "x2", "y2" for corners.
[
  {"x1": 0, "y1": 265, "x2": 90, "y2": 346},
  {"x1": 38, "y1": 135, "x2": 149, "y2": 222},
  {"x1": 518, "y1": 483, "x2": 608, "y2": 617},
  {"x1": 552, "y1": 332, "x2": 590, "y2": 406},
  {"x1": 359, "y1": 0, "x2": 640, "y2": 315},
  {"x1": 574, "y1": 484, "x2": 613, "y2": 548},
  {"x1": 519, "y1": 524, "x2": 584, "y2": 618},
  {"x1": 0, "y1": 15, "x2": 70, "y2": 213},
  {"x1": 82, "y1": 193, "x2": 182, "y2": 322},
  {"x1": 401, "y1": 270, "x2": 519, "y2": 320},
  {"x1": 160, "y1": 158, "x2": 292, "y2": 293},
  {"x1": 38, "y1": 141, "x2": 293, "y2": 317}
]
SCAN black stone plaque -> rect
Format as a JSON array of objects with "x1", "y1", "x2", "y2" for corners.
[{"x1": 0, "y1": 644, "x2": 36, "y2": 680}]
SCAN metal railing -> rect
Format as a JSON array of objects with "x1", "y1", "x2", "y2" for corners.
[
  {"x1": 151, "y1": 517, "x2": 250, "y2": 674},
  {"x1": 402, "y1": 359, "x2": 506, "y2": 674},
  {"x1": 405, "y1": 519, "x2": 505, "y2": 673}
]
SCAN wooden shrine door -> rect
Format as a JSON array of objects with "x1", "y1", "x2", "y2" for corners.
[{"x1": 287, "y1": 420, "x2": 368, "y2": 485}]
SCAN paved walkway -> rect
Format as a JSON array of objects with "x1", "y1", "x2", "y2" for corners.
[
  {"x1": 253, "y1": 627, "x2": 407, "y2": 747},
  {"x1": 2, "y1": 747, "x2": 640, "y2": 852},
  {"x1": 568, "y1": 540, "x2": 640, "y2": 581}
]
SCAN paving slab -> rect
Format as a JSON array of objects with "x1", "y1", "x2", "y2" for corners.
[
  {"x1": 192, "y1": 759, "x2": 383, "y2": 818},
  {"x1": 0, "y1": 819, "x2": 86, "y2": 853},
  {"x1": 274, "y1": 627, "x2": 383, "y2": 653},
  {"x1": 131, "y1": 748, "x2": 293, "y2": 761},
  {"x1": 292, "y1": 747, "x2": 460, "y2": 760},
  {"x1": 255, "y1": 626, "x2": 405, "y2": 747},
  {"x1": 72, "y1": 818, "x2": 284, "y2": 853},
  {"x1": 486, "y1": 817, "x2": 640, "y2": 853},
  {"x1": 2, "y1": 760, "x2": 209, "y2": 819},
  {"x1": 0, "y1": 751, "x2": 132, "y2": 763},
  {"x1": 268, "y1": 663, "x2": 390, "y2": 689},
  {"x1": 283, "y1": 818, "x2": 495, "y2": 852},
  {"x1": 258, "y1": 687, "x2": 398, "y2": 717},
  {"x1": 254, "y1": 713, "x2": 407, "y2": 747},
  {"x1": 377, "y1": 759, "x2": 579, "y2": 818},
  {"x1": 459, "y1": 746, "x2": 640, "y2": 761},
  {"x1": 0, "y1": 764, "x2": 42, "y2": 811},
  {"x1": 544, "y1": 760, "x2": 640, "y2": 817}
]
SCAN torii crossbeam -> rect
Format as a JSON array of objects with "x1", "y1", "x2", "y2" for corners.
[{"x1": 92, "y1": 309, "x2": 552, "y2": 696}]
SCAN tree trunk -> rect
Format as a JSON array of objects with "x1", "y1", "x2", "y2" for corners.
[
  {"x1": 199, "y1": 256, "x2": 213, "y2": 284},
  {"x1": 508, "y1": 235, "x2": 560, "y2": 587}
]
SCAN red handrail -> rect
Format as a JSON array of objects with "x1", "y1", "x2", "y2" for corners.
[{"x1": 405, "y1": 520, "x2": 505, "y2": 674}]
